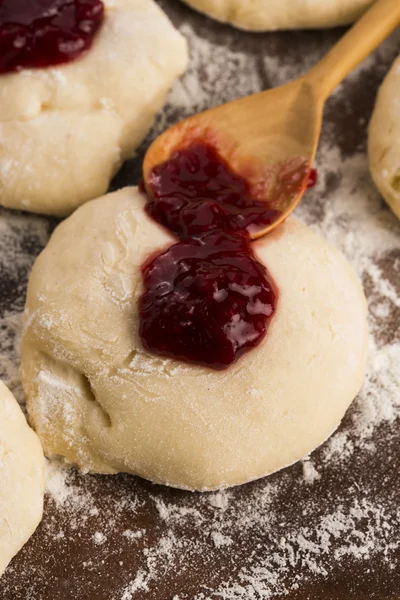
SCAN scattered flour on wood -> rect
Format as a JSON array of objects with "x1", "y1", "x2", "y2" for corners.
[{"x1": 0, "y1": 12, "x2": 399, "y2": 600}]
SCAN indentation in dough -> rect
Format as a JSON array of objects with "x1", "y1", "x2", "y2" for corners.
[
  {"x1": 80, "y1": 373, "x2": 97, "y2": 403},
  {"x1": 81, "y1": 374, "x2": 112, "y2": 428},
  {"x1": 3, "y1": 518, "x2": 12, "y2": 538},
  {"x1": 36, "y1": 351, "x2": 112, "y2": 430},
  {"x1": 378, "y1": 147, "x2": 388, "y2": 163},
  {"x1": 389, "y1": 171, "x2": 400, "y2": 193},
  {"x1": 107, "y1": 350, "x2": 137, "y2": 380},
  {"x1": 120, "y1": 350, "x2": 138, "y2": 370}
]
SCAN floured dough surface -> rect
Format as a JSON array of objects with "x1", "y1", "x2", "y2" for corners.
[
  {"x1": 179, "y1": 0, "x2": 372, "y2": 31},
  {"x1": 22, "y1": 187, "x2": 368, "y2": 491},
  {"x1": 369, "y1": 54, "x2": 400, "y2": 221},
  {"x1": 0, "y1": 382, "x2": 44, "y2": 577},
  {"x1": 0, "y1": 0, "x2": 187, "y2": 216}
]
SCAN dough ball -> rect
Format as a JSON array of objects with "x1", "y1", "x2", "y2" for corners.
[
  {"x1": 369, "y1": 54, "x2": 400, "y2": 221},
  {"x1": 22, "y1": 187, "x2": 368, "y2": 491},
  {"x1": 179, "y1": 0, "x2": 372, "y2": 31},
  {"x1": 0, "y1": 0, "x2": 187, "y2": 216},
  {"x1": 0, "y1": 382, "x2": 44, "y2": 577}
]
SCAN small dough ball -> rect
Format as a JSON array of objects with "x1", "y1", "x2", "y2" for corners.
[
  {"x1": 0, "y1": 0, "x2": 187, "y2": 216},
  {"x1": 0, "y1": 382, "x2": 44, "y2": 577},
  {"x1": 179, "y1": 0, "x2": 372, "y2": 31},
  {"x1": 369, "y1": 54, "x2": 400, "y2": 221},
  {"x1": 22, "y1": 187, "x2": 368, "y2": 491}
]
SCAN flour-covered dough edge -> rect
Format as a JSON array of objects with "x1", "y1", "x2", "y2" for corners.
[
  {"x1": 0, "y1": 382, "x2": 44, "y2": 577},
  {"x1": 0, "y1": 0, "x2": 188, "y2": 216},
  {"x1": 179, "y1": 0, "x2": 373, "y2": 31},
  {"x1": 22, "y1": 187, "x2": 368, "y2": 491},
  {"x1": 369, "y1": 54, "x2": 400, "y2": 221}
]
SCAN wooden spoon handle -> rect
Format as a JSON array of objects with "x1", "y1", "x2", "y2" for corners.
[{"x1": 304, "y1": 0, "x2": 400, "y2": 102}]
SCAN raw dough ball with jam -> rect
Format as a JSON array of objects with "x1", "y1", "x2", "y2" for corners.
[
  {"x1": 369, "y1": 54, "x2": 400, "y2": 221},
  {"x1": 0, "y1": 0, "x2": 187, "y2": 216},
  {"x1": 22, "y1": 187, "x2": 368, "y2": 491},
  {"x1": 179, "y1": 0, "x2": 373, "y2": 31},
  {"x1": 0, "y1": 381, "x2": 44, "y2": 577}
]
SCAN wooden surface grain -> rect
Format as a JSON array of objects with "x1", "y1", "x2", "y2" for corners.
[{"x1": 0, "y1": 2, "x2": 399, "y2": 598}]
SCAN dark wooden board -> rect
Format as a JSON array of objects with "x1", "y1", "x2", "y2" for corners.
[{"x1": 0, "y1": 2, "x2": 399, "y2": 598}]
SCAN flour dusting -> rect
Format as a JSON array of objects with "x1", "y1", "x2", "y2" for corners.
[{"x1": 0, "y1": 6, "x2": 399, "y2": 600}]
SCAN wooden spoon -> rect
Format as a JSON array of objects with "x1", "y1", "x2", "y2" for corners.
[{"x1": 143, "y1": 0, "x2": 400, "y2": 239}]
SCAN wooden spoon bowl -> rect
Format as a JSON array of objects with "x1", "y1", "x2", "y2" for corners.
[{"x1": 143, "y1": 0, "x2": 400, "y2": 239}]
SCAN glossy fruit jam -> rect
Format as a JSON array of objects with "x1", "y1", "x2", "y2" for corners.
[
  {"x1": 140, "y1": 230, "x2": 276, "y2": 370},
  {"x1": 0, "y1": 0, "x2": 104, "y2": 73},
  {"x1": 146, "y1": 144, "x2": 281, "y2": 239},
  {"x1": 140, "y1": 144, "x2": 279, "y2": 370},
  {"x1": 307, "y1": 168, "x2": 318, "y2": 188}
]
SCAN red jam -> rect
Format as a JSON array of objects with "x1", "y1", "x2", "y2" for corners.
[
  {"x1": 140, "y1": 144, "x2": 278, "y2": 370},
  {"x1": 146, "y1": 144, "x2": 281, "y2": 239},
  {"x1": 140, "y1": 231, "x2": 276, "y2": 370},
  {"x1": 307, "y1": 168, "x2": 318, "y2": 188},
  {"x1": 0, "y1": 0, "x2": 104, "y2": 73}
]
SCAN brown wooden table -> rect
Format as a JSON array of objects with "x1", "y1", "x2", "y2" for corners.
[{"x1": 0, "y1": 2, "x2": 399, "y2": 598}]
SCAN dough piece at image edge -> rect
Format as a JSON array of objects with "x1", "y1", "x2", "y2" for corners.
[
  {"x1": 179, "y1": 0, "x2": 373, "y2": 31},
  {"x1": 369, "y1": 54, "x2": 400, "y2": 221},
  {"x1": 22, "y1": 187, "x2": 369, "y2": 491},
  {"x1": 0, "y1": 381, "x2": 45, "y2": 577},
  {"x1": 0, "y1": 0, "x2": 188, "y2": 216}
]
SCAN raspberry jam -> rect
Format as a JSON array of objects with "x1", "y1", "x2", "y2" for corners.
[
  {"x1": 140, "y1": 231, "x2": 276, "y2": 370},
  {"x1": 140, "y1": 144, "x2": 279, "y2": 370},
  {"x1": 307, "y1": 168, "x2": 318, "y2": 188},
  {"x1": 0, "y1": 0, "x2": 104, "y2": 73},
  {"x1": 146, "y1": 144, "x2": 281, "y2": 239}
]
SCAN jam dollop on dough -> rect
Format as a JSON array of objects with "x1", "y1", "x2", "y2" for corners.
[
  {"x1": 140, "y1": 144, "x2": 280, "y2": 370},
  {"x1": 0, "y1": 0, "x2": 104, "y2": 73}
]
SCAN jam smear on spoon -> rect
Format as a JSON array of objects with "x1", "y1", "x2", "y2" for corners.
[
  {"x1": 0, "y1": 0, "x2": 104, "y2": 73},
  {"x1": 145, "y1": 144, "x2": 281, "y2": 239},
  {"x1": 140, "y1": 143, "x2": 282, "y2": 370}
]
